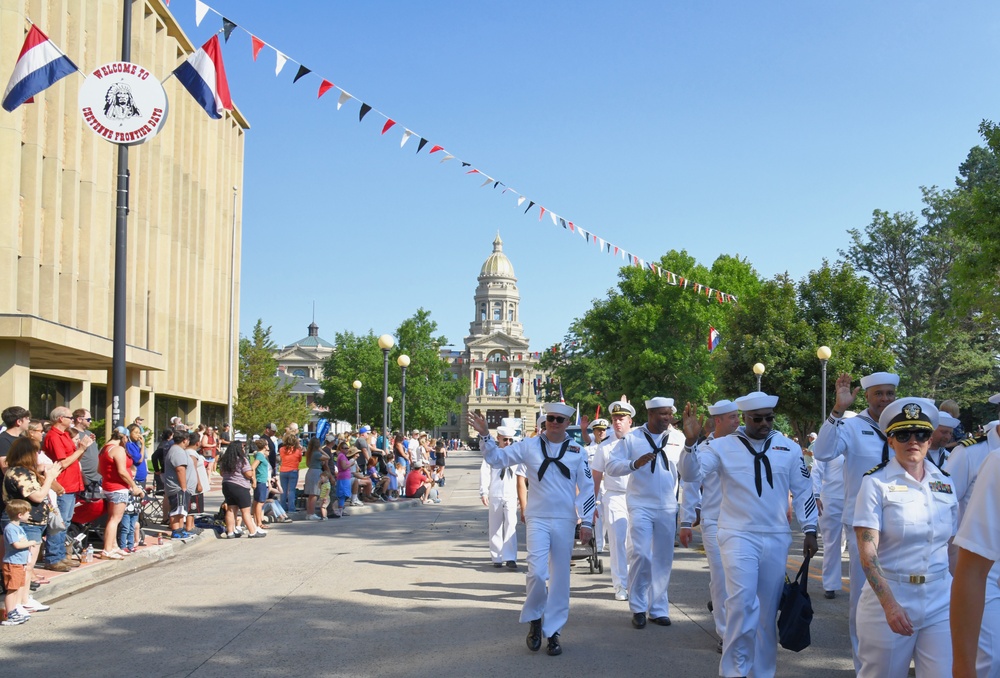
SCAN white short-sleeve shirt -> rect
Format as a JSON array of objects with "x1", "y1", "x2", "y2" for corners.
[{"x1": 953, "y1": 450, "x2": 1000, "y2": 562}]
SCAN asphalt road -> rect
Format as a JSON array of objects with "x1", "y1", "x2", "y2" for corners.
[{"x1": 0, "y1": 449, "x2": 856, "y2": 677}]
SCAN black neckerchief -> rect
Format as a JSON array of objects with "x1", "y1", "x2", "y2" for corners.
[
  {"x1": 642, "y1": 429, "x2": 670, "y2": 474},
  {"x1": 735, "y1": 431, "x2": 775, "y2": 497},
  {"x1": 858, "y1": 411, "x2": 889, "y2": 464},
  {"x1": 499, "y1": 467, "x2": 514, "y2": 479},
  {"x1": 928, "y1": 448, "x2": 946, "y2": 470},
  {"x1": 538, "y1": 437, "x2": 571, "y2": 482}
]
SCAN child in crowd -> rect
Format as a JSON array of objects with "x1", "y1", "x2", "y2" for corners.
[
  {"x1": 387, "y1": 460, "x2": 401, "y2": 501},
  {"x1": 3, "y1": 500, "x2": 39, "y2": 626},
  {"x1": 119, "y1": 491, "x2": 141, "y2": 553},
  {"x1": 333, "y1": 442, "x2": 353, "y2": 518},
  {"x1": 394, "y1": 461, "x2": 406, "y2": 498},
  {"x1": 317, "y1": 472, "x2": 331, "y2": 520}
]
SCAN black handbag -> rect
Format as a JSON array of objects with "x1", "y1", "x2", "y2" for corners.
[{"x1": 777, "y1": 554, "x2": 813, "y2": 652}]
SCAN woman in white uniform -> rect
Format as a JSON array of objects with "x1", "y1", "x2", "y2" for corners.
[{"x1": 853, "y1": 397, "x2": 958, "y2": 678}]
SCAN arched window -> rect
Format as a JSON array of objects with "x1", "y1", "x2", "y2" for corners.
[
  {"x1": 507, "y1": 304, "x2": 514, "y2": 321},
  {"x1": 493, "y1": 301, "x2": 502, "y2": 321},
  {"x1": 480, "y1": 302, "x2": 486, "y2": 321}
]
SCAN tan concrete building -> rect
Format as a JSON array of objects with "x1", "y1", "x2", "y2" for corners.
[{"x1": 0, "y1": 0, "x2": 247, "y2": 432}]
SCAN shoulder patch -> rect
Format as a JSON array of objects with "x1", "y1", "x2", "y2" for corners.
[
  {"x1": 864, "y1": 460, "x2": 889, "y2": 476},
  {"x1": 959, "y1": 434, "x2": 987, "y2": 447}
]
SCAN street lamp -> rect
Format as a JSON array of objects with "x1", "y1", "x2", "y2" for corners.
[
  {"x1": 352, "y1": 380, "x2": 362, "y2": 431},
  {"x1": 397, "y1": 354, "x2": 410, "y2": 435},
  {"x1": 753, "y1": 362, "x2": 765, "y2": 391},
  {"x1": 386, "y1": 396, "x2": 394, "y2": 431},
  {"x1": 817, "y1": 346, "x2": 832, "y2": 421},
  {"x1": 378, "y1": 334, "x2": 395, "y2": 447}
]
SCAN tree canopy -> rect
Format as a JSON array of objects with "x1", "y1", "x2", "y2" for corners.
[{"x1": 234, "y1": 320, "x2": 312, "y2": 436}]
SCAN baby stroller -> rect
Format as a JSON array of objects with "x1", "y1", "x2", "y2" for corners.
[
  {"x1": 65, "y1": 495, "x2": 108, "y2": 557},
  {"x1": 572, "y1": 524, "x2": 604, "y2": 575}
]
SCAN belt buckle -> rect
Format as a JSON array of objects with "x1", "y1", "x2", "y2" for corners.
[{"x1": 908, "y1": 575, "x2": 925, "y2": 584}]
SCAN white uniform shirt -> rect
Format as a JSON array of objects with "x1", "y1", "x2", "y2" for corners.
[
  {"x1": 813, "y1": 410, "x2": 890, "y2": 526},
  {"x1": 481, "y1": 434, "x2": 595, "y2": 527},
  {"x1": 590, "y1": 433, "x2": 629, "y2": 494},
  {"x1": 605, "y1": 424, "x2": 685, "y2": 511},
  {"x1": 679, "y1": 428, "x2": 818, "y2": 534},
  {"x1": 944, "y1": 427, "x2": 1000, "y2": 526},
  {"x1": 479, "y1": 460, "x2": 525, "y2": 501},
  {"x1": 853, "y1": 458, "x2": 957, "y2": 577},
  {"x1": 812, "y1": 455, "x2": 846, "y2": 510},
  {"x1": 679, "y1": 433, "x2": 719, "y2": 528},
  {"x1": 954, "y1": 449, "x2": 1000, "y2": 562}
]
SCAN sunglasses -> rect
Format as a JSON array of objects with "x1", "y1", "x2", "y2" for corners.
[
  {"x1": 79, "y1": 417, "x2": 92, "y2": 422},
  {"x1": 545, "y1": 415, "x2": 566, "y2": 424},
  {"x1": 890, "y1": 430, "x2": 932, "y2": 443},
  {"x1": 748, "y1": 415, "x2": 775, "y2": 424},
  {"x1": 499, "y1": 437, "x2": 514, "y2": 443}
]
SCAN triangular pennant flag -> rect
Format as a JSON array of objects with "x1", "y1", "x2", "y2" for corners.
[
  {"x1": 466, "y1": 168, "x2": 480, "y2": 175},
  {"x1": 417, "y1": 137, "x2": 428, "y2": 153},
  {"x1": 359, "y1": 103, "x2": 372, "y2": 121},
  {"x1": 598, "y1": 237, "x2": 605, "y2": 249},
  {"x1": 559, "y1": 218, "x2": 567, "y2": 229},
  {"x1": 337, "y1": 90, "x2": 351, "y2": 110},
  {"x1": 440, "y1": 154, "x2": 454, "y2": 163},
  {"x1": 550, "y1": 212, "x2": 558, "y2": 226},
  {"x1": 461, "y1": 162, "x2": 471, "y2": 168},
  {"x1": 524, "y1": 200, "x2": 535, "y2": 214},
  {"x1": 222, "y1": 18, "x2": 237, "y2": 42},
  {"x1": 400, "y1": 130, "x2": 413, "y2": 148},
  {"x1": 480, "y1": 177, "x2": 492, "y2": 188},
  {"x1": 539, "y1": 206, "x2": 546, "y2": 221},
  {"x1": 275, "y1": 51, "x2": 287, "y2": 76},
  {"x1": 517, "y1": 196, "x2": 526, "y2": 207},
  {"x1": 494, "y1": 181, "x2": 500, "y2": 189},
  {"x1": 568, "y1": 221, "x2": 575, "y2": 232},
  {"x1": 429, "y1": 145, "x2": 444, "y2": 154},
  {"x1": 195, "y1": 0, "x2": 210, "y2": 26},
  {"x1": 381, "y1": 118, "x2": 395, "y2": 134},
  {"x1": 578, "y1": 228, "x2": 588, "y2": 240},
  {"x1": 317, "y1": 79, "x2": 334, "y2": 98},
  {"x1": 251, "y1": 35, "x2": 265, "y2": 61},
  {"x1": 293, "y1": 65, "x2": 311, "y2": 83},
  {"x1": 614, "y1": 246, "x2": 619, "y2": 256}
]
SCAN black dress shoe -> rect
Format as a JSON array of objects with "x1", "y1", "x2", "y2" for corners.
[
  {"x1": 632, "y1": 612, "x2": 647, "y2": 629},
  {"x1": 493, "y1": 562, "x2": 504, "y2": 568},
  {"x1": 707, "y1": 600, "x2": 713, "y2": 612},
  {"x1": 505, "y1": 560, "x2": 518, "y2": 570},
  {"x1": 546, "y1": 633, "x2": 562, "y2": 656},
  {"x1": 526, "y1": 619, "x2": 542, "y2": 651},
  {"x1": 649, "y1": 616, "x2": 671, "y2": 626},
  {"x1": 824, "y1": 590, "x2": 836, "y2": 599}
]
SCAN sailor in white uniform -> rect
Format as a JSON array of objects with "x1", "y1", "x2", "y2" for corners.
[
  {"x1": 678, "y1": 399, "x2": 741, "y2": 651},
  {"x1": 469, "y1": 402, "x2": 595, "y2": 657},
  {"x1": 479, "y1": 425, "x2": 526, "y2": 570},
  {"x1": 590, "y1": 399, "x2": 635, "y2": 602},
  {"x1": 853, "y1": 398, "x2": 957, "y2": 678},
  {"x1": 680, "y1": 392, "x2": 818, "y2": 678},
  {"x1": 812, "y1": 370, "x2": 898, "y2": 671},
  {"x1": 812, "y1": 412, "x2": 850, "y2": 600},
  {"x1": 582, "y1": 417, "x2": 610, "y2": 553},
  {"x1": 928, "y1": 411, "x2": 959, "y2": 470},
  {"x1": 606, "y1": 397, "x2": 686, "y2": 629}
]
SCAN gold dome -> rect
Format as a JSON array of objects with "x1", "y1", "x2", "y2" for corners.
[{"x1": 479, "y1": 233, "x2": 516, "y2": 278}]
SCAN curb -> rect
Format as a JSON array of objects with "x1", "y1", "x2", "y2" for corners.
[{"x1": 290, "y1": 496, "x2": 423, "y2": 518}]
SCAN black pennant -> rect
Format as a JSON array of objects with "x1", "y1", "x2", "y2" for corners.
[
  {"x1": 524, "y1": 200, "x2": 535, "y2": 214},
  {"x1": 559, "y1": 218, "x2": 567, "y2": 229},
  {"x1": 293, "y1": 65, "x2": 311, "y2": 83},
  {"x1": 359, "y1": 103, "x2": 372, "y2": 121},
  {"x1": 461, "y1": 162, "x2": 471, "y2": 168},
  {"x1": 493, "y1": 181, "x2": 500, "y2": 189},
  {"x1": 417, "y1": 138, "x2": 428, "y2": 153},
  {"x1": 222, "y1": 18, "x2": 237, "y2": 42}
]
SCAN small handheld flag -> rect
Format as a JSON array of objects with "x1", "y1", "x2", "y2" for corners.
[
  {"x1": 173, "y1": 35, "x2": 232, "y2": 119},
  {"x1": 2, "y1": 25, "x2": 78, "y2": 113}
]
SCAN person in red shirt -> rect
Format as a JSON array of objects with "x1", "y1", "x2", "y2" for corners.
[
  {"x1": 41, "y1": 407, "x2": 92, "y2": 572},
  {"x1": 405, "y1": 463, "x2": 439, "y2": 504}
]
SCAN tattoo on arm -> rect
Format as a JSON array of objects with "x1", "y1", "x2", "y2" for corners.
[{"x1": 858, "y1": 528, "x2": 892, "y2": 604}]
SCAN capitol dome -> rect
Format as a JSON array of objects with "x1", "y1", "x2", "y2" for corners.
[{"x1": 480, "y1": 233, "x2": 516, "y2": 279}]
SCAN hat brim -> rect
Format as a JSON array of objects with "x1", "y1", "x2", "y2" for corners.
[{"x1": 885, "y1": 421, "x2": 934, "y2": 435}]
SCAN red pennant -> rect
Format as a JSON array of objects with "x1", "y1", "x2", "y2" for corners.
[
  {"x1": 251, "y1": 36, "x2": 265, "y2": 61},
  {"x1": 539, "y1": 206, "x2": 546, "y2": 221},
  {"x1": 429, "y1": 145, "x2": 444, "y2": 154},
  {"x1": 466, "y1": 168, "x2": 480, "y2": 175},
  {"x1": 568, "y1": 221, "x2": 575, "y2": 232},
  {"x1": 614, "y1": 246, "x2": 619, "y2": 255},
  {"x1": 381, "y1": 119, "x2": 396, "y2": 135},
  {"x1": 317, "y1": 80, "x2": 334, "y2": 98}
]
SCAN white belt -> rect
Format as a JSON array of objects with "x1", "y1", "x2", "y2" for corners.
[{"x1": 882, "y1": 570, "x2": 947, "y2": 585}]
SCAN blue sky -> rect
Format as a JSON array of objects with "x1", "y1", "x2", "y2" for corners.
[{"x1": 171, "y1": 1, "x2": 1000, "y2": 351}]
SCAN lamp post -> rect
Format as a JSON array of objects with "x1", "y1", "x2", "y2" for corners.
[
  {"x1": 386, "y1": 396, "x2": 394, "y2": 431},
  {"x1": 378, "y1": 334, "x2": 395, "y2": 448},
  {"x1": 352, "y1": 380, "x2": 362, "y2": 431},
  {"x1": 817, "y1": 346, "x2": 832, "y2": 421},
  {"x1": 397, "y1": 354, "x2": 410, "y2": 435},
  {"x1": 753, "y1": 362, "x2": 765, "y2": 391}
]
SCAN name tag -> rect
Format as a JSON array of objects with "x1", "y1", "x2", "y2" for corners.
[
  {"x1": 929, "y1": 481, "x2": 953, "y2": 494},
  {"x1": 773, "y1": 445, "x2": 791, "y2": 451},
  {"x1": 887, "y1": 484, "x2": 908, "y2": 493},
  {"x1": 862, "y1": 431, "x2": 874, "y2": 436}
]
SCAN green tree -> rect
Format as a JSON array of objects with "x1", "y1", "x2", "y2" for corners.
[
  {"x1": 234, "y1": 320, "x2": 312, "y2": 436},
  {"x1": 318, "y1": 329, "x2": 387, "y2": 429}
]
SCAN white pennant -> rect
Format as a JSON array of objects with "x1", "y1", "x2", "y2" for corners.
[
  {"x1": 440, "y1": 154, "x2": 454, "y2": 163},
  {"x1": 517, "y1": 196, "x2": 526, "y2": 207},
  {"x1": 275, "y1": 52, "x2": 287, "y2": 76},
  {"x1": 598, "y1": 237, "x2": 605, "y2": 250},
  {"x1": 578, "y1": 227, "x2": 587, "y2": 239},
  {"x1": 195, "y1": 0, "x2": 210, "y2": 26},
  {"x1": 400, "y1": 130, "x2": 413, "y2": 148},
  {"x1": 480, "y1": 177, "x2": 492, "y2": 188},
  {"x1": 337, "y1": 91, "x2": 351, "y2": 110},
  {"x1": 550, "y1": 212, "x2": 558, "y2": 226}
]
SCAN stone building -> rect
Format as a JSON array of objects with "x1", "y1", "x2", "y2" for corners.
[{"x1": 274, "y1": 322, "x2": 335, "y2": 431}]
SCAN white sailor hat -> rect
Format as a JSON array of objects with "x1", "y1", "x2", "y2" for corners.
[
  {"x1": 989, "y1": 393, "x2": 1000, "y2": 406},
  {"x1": 859, "y1": 372, "x2": 900, "y2": 390},
  {"x1": 543, "y1": 402, "x2": 576, "y2": 419},
  {"x1": 608, "y1": 400, "x2": 636, "y2": 417},
  {"x1": 537, "y1": 413, "x2": 546, "y2": 428},
  {"x1": 707, "y1": 399, "x2": 737, "y2": 416},
  {"x1": 878, "y1": 397, "x2": 938, "y2": 434},
  {"x1": 937, "y1": 412, "x2": 960, "y2": 429},
  {"x1": 591, "y1": 418, "x2": 610, "y2": 429},
  {"x1": 736, "y1": 391, "x2": 779, "y2": 411},
  {"x1": 807, "y1": 432, "x2": 817, "y2": 440},
  {"x1": 645, "y1": 397, "x2": 675, "y2": 411},
  {"x1": 496, "y1": 426, "x2": 517, "y2": 438}
]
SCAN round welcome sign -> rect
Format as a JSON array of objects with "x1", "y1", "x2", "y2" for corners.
[{"x1": 79, "y1": 62, "x2": 168, "y2": 145}]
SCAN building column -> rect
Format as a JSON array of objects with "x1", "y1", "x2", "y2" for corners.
[
  {"x1": 187, "y1": 400, "x2": 202, "y2": 428},
  {"x1": 0, "y1": 340, "x2": 30, "y2": 408},
  {"x1": 125, "y1": 368, "x2": 142, "y2": 424},
  {"x1": 68, "y1": 380, "x2": 88, "y2": 413}
]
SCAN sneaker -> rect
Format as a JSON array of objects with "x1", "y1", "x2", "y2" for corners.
[
  {"x1": 233, "y1": 527, "x2": 244, "y2": 537},
  {"x1": 350, "y1": 499, "x2": 363, "y2": 507},
  {"x1": 307, "y1": 514, "x2": 321, "y2": 521},
  {"x1": 14, "y1": 606, "x2": 31, "y2": 620},
  {"x1": 1, "y1": 610, "x2": 28, "y2": 626},
  {"x1": 432, "y1": 498, "x2": 441, "y2": 504},
  {"x1": 247, "y1": 530, "x2": 267, "y2": 538},
  {"x1": 615, "y1": 587, "x2": 629, "y2": 602},
  {"x1": 42, "y1": 561, "x2": 71, "y2": 573},
  {"x1": 23, "y1": 598, "x2": 49, "y2": 613}
]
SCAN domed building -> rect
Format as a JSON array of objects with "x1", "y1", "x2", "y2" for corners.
[{"x1": 438, "y1": 234, "x2": 549, "y2": 441}]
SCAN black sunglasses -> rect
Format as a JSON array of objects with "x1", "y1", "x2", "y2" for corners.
[
  {"x1": 499, "y1": 437, "x2": 514, "y2": 443},
  {"x1": 748, "y1": 415, "x2": 775, "y2": 424},
  {"x1": 546, "y1": 415, "x2": 566, "y2": 423},
  {"x1": 890, "y1": 430, "x2": 932, "y2": 443}
]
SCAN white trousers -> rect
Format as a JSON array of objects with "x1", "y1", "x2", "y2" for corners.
[
  {"x1": 845, "y1": 523, "x2": 863, "y2": 672},
  {"x1": 817, "y1": 502, "x2": 844, "y2": 592},
  {"x1": 627, "y1": 505, "x2": 676, "y2": 617},
  {"x1": 718, "y1": 529, "x2": 791, "y2": 678},
  {"x1": 856, "y1": 576, "x2": 952, "y2": 678},
  {"x1": 487, "y1": 497, "x2": 518, "y2": 563},
  {"x1": 604, "y1": 491, "x2": 630, "y2": 590},
  {"x1": 521, "y1": 516, "x2": 576, "y2": 639},
  {"x1": 595, "y1": 500, "x2": 606, "y2": 552},
  {"x1": 702, "y1": 520, "x2": 727, "y2": 639},
  {"x1": 976, "y1": 567, "x2": 1000, "y2": 678}
]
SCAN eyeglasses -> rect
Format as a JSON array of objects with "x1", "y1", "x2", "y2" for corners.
[
  {"x1": 78, "y1": 417, "x2": 92, "y2": 422},
  {"x1": 499, "y1": 437, "x2": 514, "y2": 443},
  {"x1": 890, "y1": 430, "x2": 932, "y2": 443},
  {"x1": 546, "y1": 415, "x2": 566, "y2": 424},
  {"x1": 748, "y1": 415, "x2": 775, "y2": 424}
]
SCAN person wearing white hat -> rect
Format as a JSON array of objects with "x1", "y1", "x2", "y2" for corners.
[
  {"x1": 812, "y1": 370, "x2": 899, "y2": 670},
  {"x1": 677, "y1": 398, "x2": 740, "y2": 650},
  {"x1": 589, "y1": 399, "x2": 635, "y2": 602},
  {"x1": 928, "y1": 411, "x2": 960, "y2": 469},
  {"x1": 680, "y1": 392, "x2": 818, "y2": 678},
  {"x1": 468, "y1": 401, "x2": 595, "y2": 657},
  {"x1": 811, "y1": 412, "x2": 853, "y2": 601},
  {"x1": 479, "y1": 426, "x2": 526, "y2": 570},
  {"x1": 579, "y1": 417, "x2": 610, "y2": 553},
  {"x1": 853, "y1": 397, "x2": 957, "y2": 678},
  {"x1": 605, "y1": 396, "x2": 686, "y2": 629}
]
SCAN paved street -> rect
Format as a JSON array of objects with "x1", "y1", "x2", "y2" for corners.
[{"x1": 1, "y1": 449, "x2": 855, "y2": 677}]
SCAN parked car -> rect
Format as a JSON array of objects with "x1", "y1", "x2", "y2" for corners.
[{"x1": 565, "y1": 425, "x2": 594, "y2": 446}]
